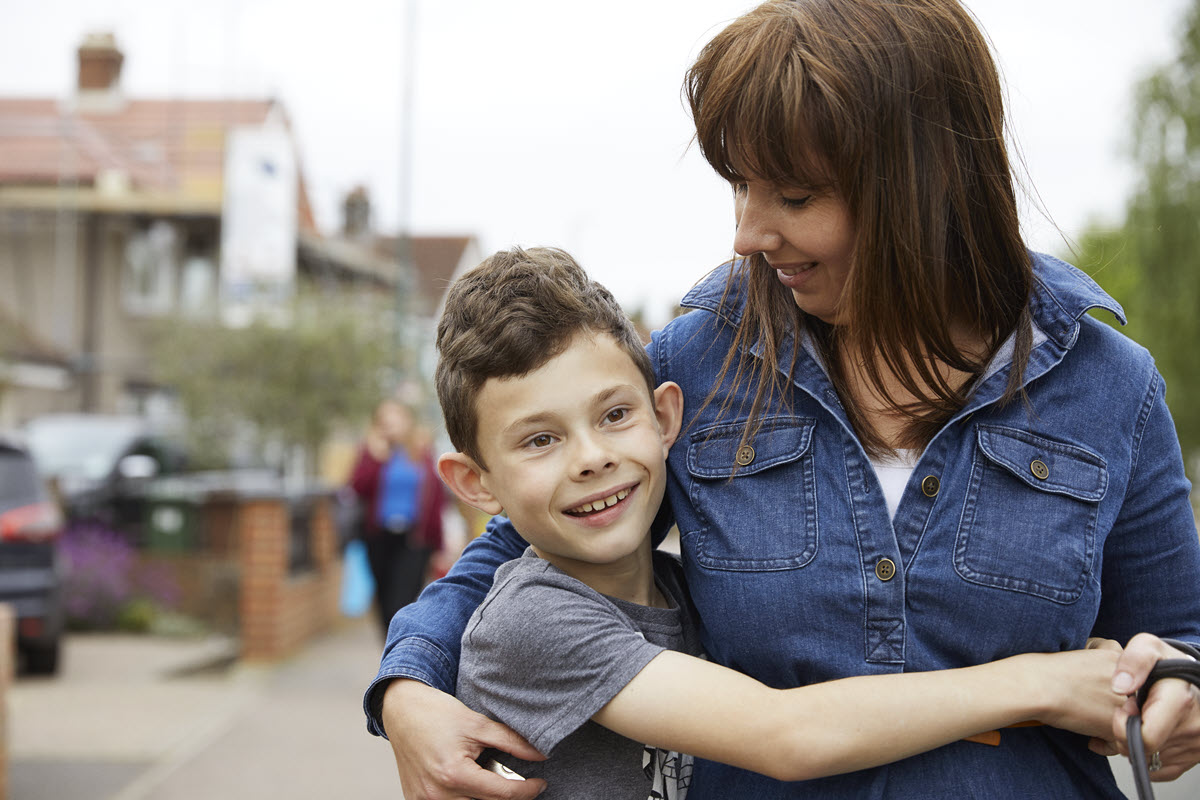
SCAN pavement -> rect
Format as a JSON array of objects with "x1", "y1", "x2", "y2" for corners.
[
  {"x1": 8, "y1": 617, "x2": 401, "y2": 800},
  {"x1": 9, "y1": 615, "x2": 1200, "y2": 800}
]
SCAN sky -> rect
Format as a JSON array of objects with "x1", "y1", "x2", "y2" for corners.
[{"x1": 0, "y1": 0, "x2": 1189, "y2": 327}]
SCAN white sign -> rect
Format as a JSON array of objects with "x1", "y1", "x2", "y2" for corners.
[{"x1": 220, "y1": 124, "x2": 298, "y2": 325}]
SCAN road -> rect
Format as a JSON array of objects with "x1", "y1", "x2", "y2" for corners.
[{"x1": 8, "y1": 618, "x2": 400, "y2": 800}]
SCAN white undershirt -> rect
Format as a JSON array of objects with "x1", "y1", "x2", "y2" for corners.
[{"x1": 868, "y1": 449, "x2": 920, "y2": 521}]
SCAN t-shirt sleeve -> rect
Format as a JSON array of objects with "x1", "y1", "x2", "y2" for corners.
[{"x1": 459, "y1": 567, "x2": 666, "y2": 756}]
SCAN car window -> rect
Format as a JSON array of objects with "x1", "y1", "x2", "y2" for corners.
[
  {"x1": 0, "y1": 451, "x2": 46, "y2": 512},
  {"x1": 25, "y1": 418, "x2": 144, "y2": 480}
]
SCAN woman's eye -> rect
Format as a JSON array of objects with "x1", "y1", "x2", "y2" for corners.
[{"x1": 782, "y1": 194, "x2": 812, "y2": 209}]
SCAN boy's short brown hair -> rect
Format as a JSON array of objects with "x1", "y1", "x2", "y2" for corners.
[{"x1": 435, "y1": 246, "x2": 654, "y2": 467}]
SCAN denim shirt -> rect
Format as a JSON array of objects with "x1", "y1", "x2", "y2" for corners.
[{"x1": 365, "y1": 252, "x2": 1200, "y2": 799}]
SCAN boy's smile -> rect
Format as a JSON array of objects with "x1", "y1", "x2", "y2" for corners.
[
  {"x1": 564, "y1": 484, "x2": 636, "y2": 521},
  {"x1": 446, "y1": 332, "x2": 681, "y2": 599}
]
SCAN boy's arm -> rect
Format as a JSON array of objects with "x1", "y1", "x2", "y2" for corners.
[
  {"x1": 593, "y1": 646, "x2": 1126, "y2": 782},
  {"x1": 363, "y1": 515, "x2": 546, "y2": 800}
]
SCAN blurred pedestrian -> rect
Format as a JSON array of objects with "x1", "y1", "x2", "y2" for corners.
[{"x1": 348, "y1": 399, "x2": 431, "y2": 638}]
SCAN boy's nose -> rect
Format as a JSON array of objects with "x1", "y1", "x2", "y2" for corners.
[{"x1": 573, "y1": 433, "x2": 617, "y2": 477}]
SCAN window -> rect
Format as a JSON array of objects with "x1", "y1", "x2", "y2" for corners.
[
  {"x1": 123, "y1": 221, "x2": 176, "y2": 315},
  {"x1": 179, "y1": 254, "x2": 216, "y2": 317}
]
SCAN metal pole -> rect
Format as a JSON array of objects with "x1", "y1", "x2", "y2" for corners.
[{"x1": 393, "y1": 0, "x2": 418, "y2": 370}]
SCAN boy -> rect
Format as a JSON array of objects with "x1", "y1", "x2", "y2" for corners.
[{"x1": 428, "y1": 246, "x2": 1124, "y2": 799}]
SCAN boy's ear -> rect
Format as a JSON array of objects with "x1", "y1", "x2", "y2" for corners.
[
  {"x1": 437, "y1": 453, "x2": 504, "y2": 516},
  {"x1": 652, "y1": 381, "x2": 684, "y2": 455}
]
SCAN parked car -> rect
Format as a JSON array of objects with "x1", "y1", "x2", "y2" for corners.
[
  {"x1": 23, "y1": 414, "x2": 187, "y2": 538},
  {"x1": 0, "y1": 437, "x2": 64, "y2": 674}
]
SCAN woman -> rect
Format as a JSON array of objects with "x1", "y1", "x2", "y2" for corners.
[
  {"x1": 363, "y1": 2, "x2": 1200, "y2": 797},
  {"x1": 349, "y1": 400, "x2": 441, "y2": 638}
]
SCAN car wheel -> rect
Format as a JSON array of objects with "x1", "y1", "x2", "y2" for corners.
[{"x1": 24, "y1": 638, "x2": 60, "y2": 675}]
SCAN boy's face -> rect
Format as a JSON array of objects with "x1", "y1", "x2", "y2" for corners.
[{"x1": 446, "y1": 333, "x2": 680, "y2": 581}]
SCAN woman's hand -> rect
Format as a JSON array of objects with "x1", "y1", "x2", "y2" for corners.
[
  {"x1": 1108, "y1": 633, "x2": 1200, "y2": 781},
  {"x1": 381, "y1": 678, "x2": 547, "y2": 799}
]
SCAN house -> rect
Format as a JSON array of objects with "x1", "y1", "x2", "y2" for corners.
[
  {"x1": 303, "y1": 189, "x2": 481, "y2": 378},
  {"x1": 299, "y1": 185, "x2": 481, "y2": 364},
  {"x1": 0, "y1": 33, "x2": 479, "y2": 429}
]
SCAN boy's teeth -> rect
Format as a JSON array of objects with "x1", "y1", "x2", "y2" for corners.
[{"x1": 570, "y1": 488, "x2": 630, "y2": 515}]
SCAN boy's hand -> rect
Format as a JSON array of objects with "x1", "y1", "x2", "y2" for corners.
[
  {"x1": 1031, "y1": 643, "x2": 1124, "y2": 741},
  {"x1": 381, "y1": 678, "x2": 546, "y2": 799},
  {"x1": 1082, "y1": 637, "x2": 1123, "y2": 757},
  {"x1": 1108, "y1": 633, "x2": 1200, "y2": 781}
]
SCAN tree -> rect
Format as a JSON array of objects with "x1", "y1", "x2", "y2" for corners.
[
  {"x1": 149, "y1": 294, "x2": 402, "y2": 474},
  {"x1": 1072, "y1": 0, "x2": 1200, "y2": 471}
]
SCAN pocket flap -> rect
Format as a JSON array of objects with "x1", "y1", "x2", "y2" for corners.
[
  {"x1": 976, "y1": 425, "x2": 1107, "y2": 502},
  {"x1": 687, "y1": 417, "x2": 815, "y2": 479}
]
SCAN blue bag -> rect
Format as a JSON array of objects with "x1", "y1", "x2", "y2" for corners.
[{"x1": 339, "y1": 539, "x2": 375, "y2": 617}]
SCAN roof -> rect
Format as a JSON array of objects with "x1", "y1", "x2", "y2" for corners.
[
  {"x1": 376, "y1": 235, "x2": 478, "y2": 306},
  {"x1": 298, "y1": 232, "x2": 478, "y2": 310},
  {"x1": 0, "y1": 97, "x2": 316, "y2": 230}
]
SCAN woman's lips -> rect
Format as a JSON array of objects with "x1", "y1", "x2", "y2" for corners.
[{"x1": 772, "y1": 262, "x2": 817, "y2": 289}]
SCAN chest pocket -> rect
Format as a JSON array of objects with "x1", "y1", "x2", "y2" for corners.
[
  {"x1": 685, "y1": 417, "x2": 818, "y2": 571},
  {"x1": 954, "y1": 425, "x2": 1106, "y2": 604}
]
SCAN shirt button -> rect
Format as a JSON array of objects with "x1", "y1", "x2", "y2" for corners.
[
  {"x1": 1030, "y1": 459, "x2": 1049, "y2": 480},
  {"x1": 875, "y1": 558, "x2": 896, "y2": 581},
  {"x1": 735, "y1": 445, "x2": 755, "y2": 467},
  {"x1": 921, "y1": 475, "x2": 940, "y2": 497}
]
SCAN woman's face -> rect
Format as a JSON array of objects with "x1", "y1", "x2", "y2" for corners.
[
  {"x1": 732, "y1": 177, "x2": 855, "y2": 325},
  {"x1": 377, "y1": 403, "x2": 414, "y2": 447}
]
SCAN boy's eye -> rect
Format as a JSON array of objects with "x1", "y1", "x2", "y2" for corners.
[
  {"x1": 527, "y1": 434, "x2": 555, "y2": 449},
  {"x1": 605, "y1": 408, "x2": 628, "y2": 424}
]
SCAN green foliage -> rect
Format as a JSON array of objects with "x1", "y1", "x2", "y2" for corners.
[
  {"x1": 115, "y1": 597, "x2": 158, "y2": 633},
  {"x1": 1072, "y1": 1, "x2": 1200, "y2": 470},
  {"x1": 149, "y1": 293, "x2": 400, "y2": 471}
]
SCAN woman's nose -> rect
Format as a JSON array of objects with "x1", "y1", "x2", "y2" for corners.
[{"x1": 733, "y1": 189, "x2": 782, "y2": 256}]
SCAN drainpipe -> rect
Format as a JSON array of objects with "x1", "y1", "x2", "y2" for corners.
[{"x1": 79, "y1": 213, "x2": 101, "y2": 412}]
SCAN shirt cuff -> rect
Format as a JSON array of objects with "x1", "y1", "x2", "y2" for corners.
[{"x1": 363, "y1": 636, "x2": 459, "y2": 738}]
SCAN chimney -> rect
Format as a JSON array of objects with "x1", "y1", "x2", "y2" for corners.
[
  {"x1": 77, "y1": 33, "x2": 123, "y2": 92},
  {"x1": 343, "y1": 186, "x2": 372, "y2": 239}
]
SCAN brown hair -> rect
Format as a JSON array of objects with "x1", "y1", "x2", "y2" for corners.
[
  {"x1": 435, "y1": 246, "x2": 655, "y2": 467},
  {"x1": 685, "y1": 0, "x2": 1032, "y2": 455}
]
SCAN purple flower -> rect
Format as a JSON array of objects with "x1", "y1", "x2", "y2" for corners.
[{"x1": 61, "y1": 522, "x2": 181, "y2": 630}]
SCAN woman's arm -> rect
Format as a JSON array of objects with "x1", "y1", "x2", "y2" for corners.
[
  {"x1": 380, "y1": 678, "x2": 548, "y2": 800},
  {"x1": 363, "y1": 515, "x2": 539, "y2": 800},
  {"x1": 1089, "y1": 372, "x2": 1200, "y2": 777},
  {"x1": 347, "y1": 446, "x2": 382, "y2": 498},
  {"x1": 594, "y1": 646, "x2": 1125, "y2": 783}
]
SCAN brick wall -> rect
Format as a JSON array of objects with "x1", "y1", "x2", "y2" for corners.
[
  {"x1": 238, "y1": 495, "x2": 340, "y2": 661},
  {"x1": 141, "y1": 491, "x2": 341, "y2": 660},
  {"x1": 0, "y1": 603, "x2": 13, "y2": 800}
]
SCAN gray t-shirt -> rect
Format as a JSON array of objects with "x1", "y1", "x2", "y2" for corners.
[{"x1": 458, "y1": 547, "x2": 705, "y2": 800}]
